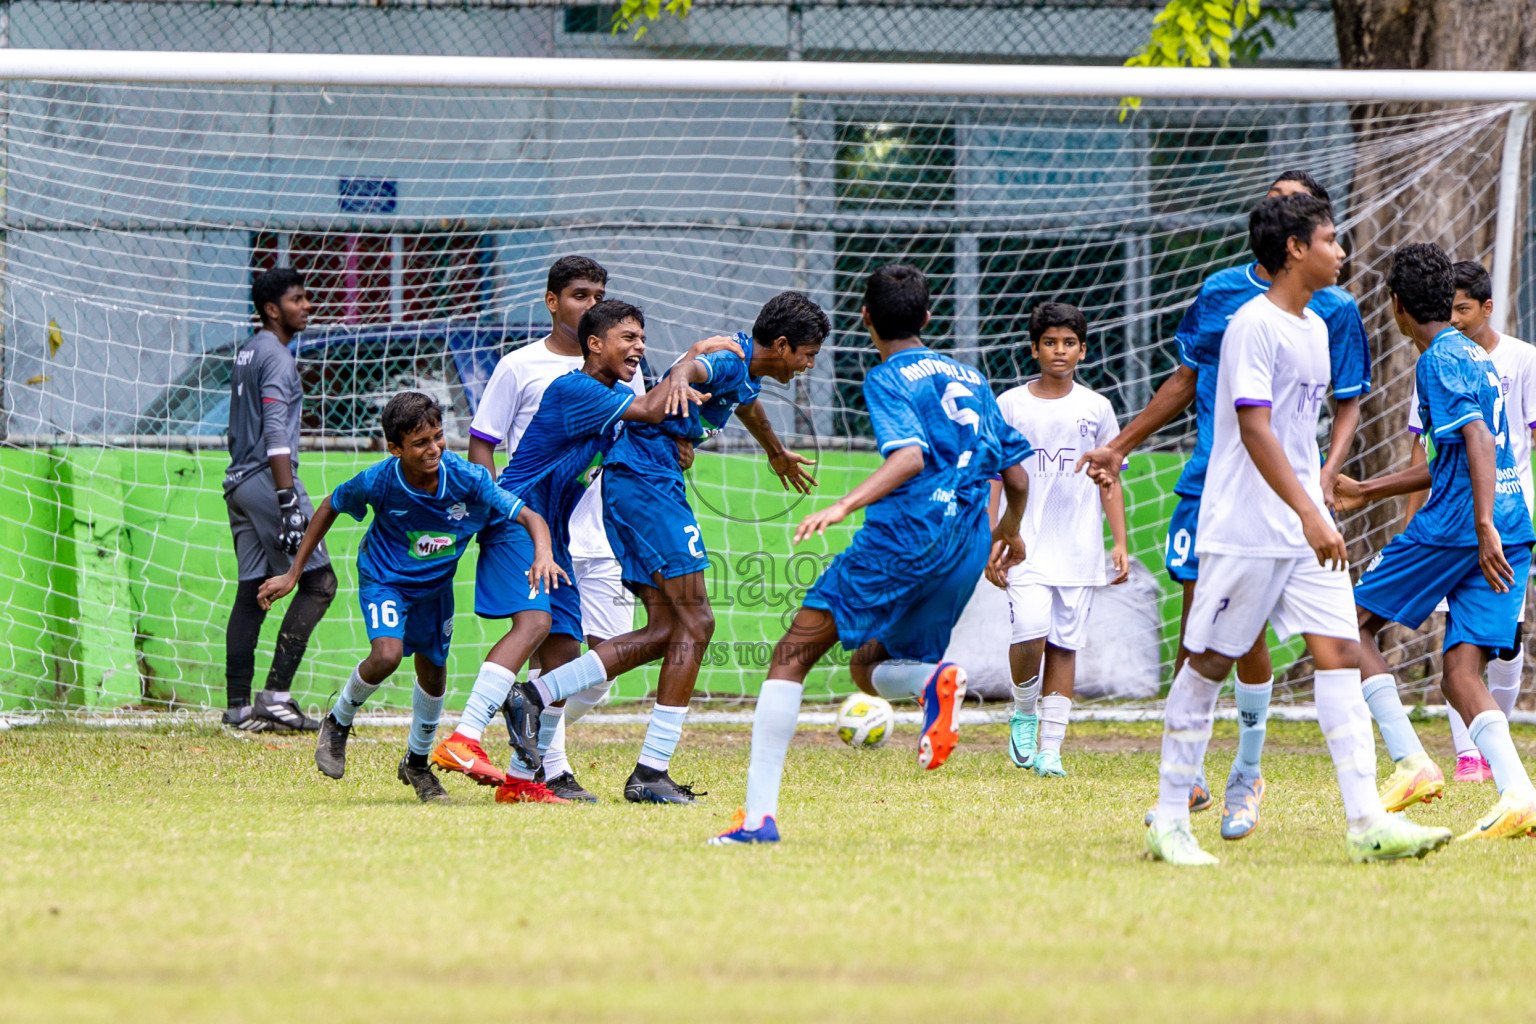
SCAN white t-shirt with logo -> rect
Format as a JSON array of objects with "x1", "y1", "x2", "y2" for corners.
[
  {"x1": 997, "y1": 380, "x2": 1120, "y2": 587},
  {"x1": 1197, "y1": 294, "x2": 1332, "y2": 558},
  {"x1": 469, "y1": 336, "x2": 644, "y2": 559},
  {"x1": 1409, "y1": 332, "x2": 1536, "y2": 516}
]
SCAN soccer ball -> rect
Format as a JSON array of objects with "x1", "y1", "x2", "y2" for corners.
[{"x1": 836, "y1": 694, "x2": 894, "y2": 748}]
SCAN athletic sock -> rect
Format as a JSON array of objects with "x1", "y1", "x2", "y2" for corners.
[
  {"x1": 1469, "y1": 710, "x2": 1536, "y2": 799},
  {"x1": 745, "y1": 679, "x2": 803, "y2": 830},
  {"x1": 1232, "y1": 677, "x2": 1273, "y2": 777},
  {"x1": 1315, "y1": 668, "x2": 1385, "y2": 829},
  {"x1": 535, "y1": 650, "x2": 606, "y2": 705},
  {"x1": 870, "y1": 662, "x2": 936, "y2": 702},
  {"x1": 636, "y1": 703, "x2": 688, "y2": 771},
  {"x1": 1038, "y1": 694, "x2": 1070, "y2": 754},
  {"x1": 541, "y1": 715, "x2": 571, "y2": 780},
  {"x1": 563, "y1": 678, "x2": 614, "y2": 724},
  {"x1": 1361, "y1": 673, "x2": 1426, "y2": 762},
  {"x1": 1011, "y1": 675, "x2": 1041, "y2": 718},
  {"x1": 1448, "y1": 706, "x2": 1480, "y2": 759},
  {"x1": 1155, "y1": 663, "x2": 1221, "y2": 825},
  {"x1": 330, "y1": 663, "x2": 379, "y2": 727},
  {"x1": 456, "y1": 662, "x2": 516, "y2": 743},
  {"x1": 408, "y1": 683, "x2": 445, "y2": 758},
  {"x1": 1488, "y1": 649, "x2": 1524, "y2": 716}
]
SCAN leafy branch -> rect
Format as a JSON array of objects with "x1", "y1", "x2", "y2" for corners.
[
  {"x1": 613, "y1": 0, "x2": 693, "y2": 39},
  {"x1": 1121, "y1": 0, "x2": 1298, "y2": 117}
]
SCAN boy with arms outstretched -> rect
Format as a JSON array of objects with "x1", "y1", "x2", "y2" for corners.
[
  {"x1": 258, "y1": 392, "x2": 563, "y2": 803},
  {"x1": 989, "y1": 302, "x2": 1128, "y2": 778},
  {"x1": 502, "y1": 291, "x2": 829, "y2": 804},
  {"x1": 708, "y1": 264, "x2": 1035, "y2": 845},
  {"x1": 1144, "y1": 196, "x2": 1451, "y2": 866},
  {"x1": 1336, "y1": 244, "x2": 1536, "y2": 839},
  {"x1": 435, "y1": 299, "x2": 739, "y2": 803}
]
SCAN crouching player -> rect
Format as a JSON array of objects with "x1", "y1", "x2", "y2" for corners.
[
  {"x1": 1336, "y1": 243, "x2": 1536, "y2": 839},
  {"x1": 258, "y1": 392, "x2": 564, "y2": 802},
  {"x1": 990, "y1": 302, "x2": 1128, "y2": 778},
  {"x1": 709, "y1": 263, "x2": 1034, "y2": 845},
  {"x1": 1145, "y1": 196, "x2": 1452, "y2": 865}
]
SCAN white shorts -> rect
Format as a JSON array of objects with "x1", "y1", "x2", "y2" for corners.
[
  {"x1": 1184, "y1": 552, "x2": 1357, "y2": 658},
  {"x1": 572, "y1": 555, "x2": 636, "y2": 642},
  {"x1": 1007, "y1": 581, "x2": 1094, "y2": 650}
]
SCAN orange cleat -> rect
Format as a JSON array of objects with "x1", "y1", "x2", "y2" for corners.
[
  {"x1": 431, "y1": 733, "x2": 506, "y2": 786},
  {"x1": 494, "y1": 778, "x2": 571, "y2": 804},
  {"x1": 917, "y1": 662, "x2": 967, "y2": 771}
]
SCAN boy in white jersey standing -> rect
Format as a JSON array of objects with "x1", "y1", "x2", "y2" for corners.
[
  {"x1": 1146, "y1": 194, "x2": 1452, "y2": 865},
  {"x1": 989, "y1": 302, "x2": 1128, "y2": 777}
]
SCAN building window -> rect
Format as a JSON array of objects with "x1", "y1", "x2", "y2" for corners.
[
  {"x1": 835, "y1": 121, "x2": 956, "y2": 211},
  {"x1": 564, "y1": 5, "x2": 619, "y2": 33}
]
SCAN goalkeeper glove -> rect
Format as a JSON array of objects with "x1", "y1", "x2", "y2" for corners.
[{"x1": 276, "y1": 486, "x2": 309, "y2": 556}]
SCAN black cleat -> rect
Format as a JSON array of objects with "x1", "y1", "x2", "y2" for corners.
[
  {"x1": 397, "y1": 756, "x2": 451, "y2": 804},
  {"x1": 544, "y1": 771, "x2": 598, "y2": 803},
  {"x1": 314, "y1": 713, "x2": 351, "y2": 779},
  {"x1": 253, "y1": 689, "x2": 321, "y2": 732},
  {"x1": 501, "y1": 682, "x2": 544, "y2": 774},
  {"x1": 221, "y1": 704, "x2": 263, "y2": 731},
  {"x1": 623, "y1": 765, "x2": 706, "y2": 805}
]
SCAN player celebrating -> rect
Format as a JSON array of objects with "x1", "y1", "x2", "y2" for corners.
[
  {"x1": 1337, "y1": 244, "x2": 1536, "y2": 839},
  {"x1": 437, "y1": 300, "x2": 741, "y2": 802},
  {"x1": 220, "y1": 267, "x2": 338, "y2": 732},
  {"x1": 502, "y1": 292, "x2": 828, "y2": 804},
  {"x1": 708, "y1": 263, "x2": 1034, "y2": 845},
  {"x1": 990, "y1": 302, "x2": 1128, "y2": 777},
  {"x1": 1398, "y1": 261, "x2": 1536, "y2": 782},
  {"x1": 1144, "y1": 196, "x2": 1451, "y2": 866},
  {"x1": 1077, "y1": 170, "x2": 1369, "y2": 841},
  {"x1": 258, "y1": 392, "x2": 563, "y2": 803}
]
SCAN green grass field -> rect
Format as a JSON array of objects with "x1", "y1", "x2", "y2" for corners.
[{"x1": 4, "y1": 718, "x2": 1535, "y2": 1023}]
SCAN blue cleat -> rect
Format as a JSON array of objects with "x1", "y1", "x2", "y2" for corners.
[
  {"x1": 1007, "y1": 712, "x2": 1039, "y2": 769},
  {"x1": 1033, "y1": 749, "x2": 1067, "y2": 777},
  {"x1": 1220, "y1": 771, "x2": 1266, "y2": 841},
  {"x1": 708, "y1": 809, "x2": 780, "y2": 846}
]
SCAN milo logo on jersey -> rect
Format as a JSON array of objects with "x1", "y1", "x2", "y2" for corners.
[{"x1": 407, "y1": 531, "x2": 456, "y2": 560}]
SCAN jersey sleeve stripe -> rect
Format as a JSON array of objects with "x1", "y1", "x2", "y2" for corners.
[
  {"x1": 1233, "y1": 398, "x2": 1271, "y2": 408},
  {"x1": 599, "y1": 392, "x2": 637, "y2": 434},
  {"x1": 1432, "y1": 411, "x2": 1481, "y2": 438},
  {"x1": 506, "y1": 496, "x2": 525, "y2": 522},
  {"x1": 469, "y1": 427, "x2": 502, "y2": 444},
  {"x1": 879, "y1": 436, "x2": 930, "y2": 454},
  {"x1": 1332, "y1": 384, "x2": 1364, "y2": 399},
  {"x1": 1407, "y1": 424, "x2": 1424, "y2": 435},
  {"x1": 265, "y1": 446, "x2": 292, "y2": 456}
]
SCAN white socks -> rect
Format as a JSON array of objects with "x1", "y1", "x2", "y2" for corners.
[
  {"x1": 1012, "y1": 676, "x2": 1041, "y2": 718},
  {"x1": 1469, "y1": 710, "x2": 1536, "y2": 799},
  {"x1": 1038, "y1": 694, "x2": 1070, "y2": 755},
  {"x1": 745, "y1": 679, "x2": 803, "y2": 829},
  {"x1": 330, "y1": 663, "x2": 380, "y2": 727},
  {"x1": 1487, "y1": 649, "x2": 1523, "y2": 716},
  {"x1": 1314, "y1": 668, "x2": 1385, "y2": 829},
  {"x1": 456, "y1": 661, "x2": 517, "y2": 742},
  {"x1": 1155, "y1": 663, "x2": 1221, "y2": 825},
  {"x1": 870, "y1": 662, "x2": 935, "y2": 702}
]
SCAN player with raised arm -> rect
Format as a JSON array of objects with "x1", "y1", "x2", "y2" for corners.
[
  {"x1": 1144, "y1": 196, "x2": 1451, "y2": 866},
  {"x1": 990, "y1": 302, "x2": 1129, "y2": 777},
  {"x1": 1077, "y1": 170, "x2": 1370, "y2": 841},
  {"x1": 707, "y1": 263, "x2": 1034, "y2": 846},
  {"x1": 1336, "y1": 244, "x2": 1536, "y2": 839},
  {"x1": 258, "y1": 392, "x2": 562, "y2": 803},
  {"x1": 1397, "y1": 261, "x2": 1536, "y2": 783},
  {"x1": 501, "y1": 292, "x2": 828, "y2": 804},
  {"x1": 220, "y1": 267, "x2": 339, "y2": 733}
]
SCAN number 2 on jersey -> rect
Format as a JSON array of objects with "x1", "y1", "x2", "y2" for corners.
[{"x1": 684, "y1": 525, "x2": 704, "y2": 559}]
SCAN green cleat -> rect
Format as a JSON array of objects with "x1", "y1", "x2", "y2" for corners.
[
  {"x1": 1144, "y1": 818, "x2": 1218, "y2": 866},
  {"x1": 1007, "y1": 712, "x2": 1038, "y2": 769},
  {"x1": 1033, "y1": 749, "x2": 1067, "y2": 777},
  {"x1": 1346, "y1": 813, "x2": 1454, "y2": 863}
]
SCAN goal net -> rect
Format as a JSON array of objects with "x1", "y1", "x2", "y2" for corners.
[{"x1": 0, "y1": 54, "x2": 1528, "y2": 716}]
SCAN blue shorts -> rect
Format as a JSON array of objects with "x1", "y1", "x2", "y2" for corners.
[
  {"x1": 357, "y1": 576, "x2": 455, "y2": 667},
  {"x1": 1165, "y1": 495, "x2": 1200, "y2": 583},
  {"x1": 804, "y1": 516, "x2": 991, "y2": 663},
  {"x1": 1355, "y1": 534, "x2": 1534, "y2": 651},
  {"x1": 603, "y1": 463, "x2": 710, "y2": 590},
  {"x1": 473, "y1": 526, "x2": 583, "y2": 639}
]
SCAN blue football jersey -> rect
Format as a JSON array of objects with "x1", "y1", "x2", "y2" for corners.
[
  {"x1": 332, "y1": 450, "x2": 524, "y2": 592},
  {"x1": 1174, "y1": 262, "x2": 1370, "y2": 499},
  {"x1": 1404, "y1": 328, "x2": 1535, "y2": 548},
  {"x1": 861, "y1": 347, "x2": 1034, "y2": 562},
  {"x1": 499, "y1": 369, "x2": 637, "y2": 560},
  {"x1": 607, "y1": 331, "x2": 762, "y2": 482}
]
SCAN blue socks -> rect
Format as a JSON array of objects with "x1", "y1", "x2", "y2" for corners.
[
  {"x1": 637, "y1": 703, "x2": 689, "y2": 771},
  {"x1": 409, "y1": 683, "x2": 444, "y2": 757},
  {"x1": 1469, "y1": 710, "x2": 1536, "y2": 798},
  {"x1": 870, "y1": 662, "x2": 936, "y2": 702},
  {"x1": 331, "y1": 664, "x2": 380, "y2": 727},
  {"x1": 457, "y1": 662, "x2": 516, "y2": 742},
  {"x1": 1232, "y1": 678, "x2": 1273, "y2": 777},
  {"x1": 1361, "y1": 673, "x2": 1424, "y2": 762},
  {"x1": 536, "y1": 650, "x2": 608, "y2": 705}
]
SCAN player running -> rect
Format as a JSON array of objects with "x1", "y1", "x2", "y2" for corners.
[
  {"x1": 501, "y1": 292, "x2": 828, "y2": 804},
  {"x1": 990, "y1": 302, "x2": 1129, "y2": 778},
  {"x1": 1144, "y1": 196, "x2": 1451, "y2": 866},
  {"x1": 257, "y1": 392, "x2": 562, "y2": 803},
  {"x1": 1336, "y1": 243, "x2": 1536, "y2": 840},
  {"x1": 708, "y1": 263, "x2": 1034, "y2": 845},
  {"x1": 1077, "y1": 170, "x2": 1370, "y2": 841}
]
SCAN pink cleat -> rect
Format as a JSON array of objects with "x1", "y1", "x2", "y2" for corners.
[{"x1": 1454, "y1": 754, "x2": 1495, "y2": 782}]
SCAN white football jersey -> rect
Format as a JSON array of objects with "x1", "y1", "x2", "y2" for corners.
[
  {"x1": 997, "y1": 380, "x2": 1120, "y2": 587},
  {"x1": 1197, "y1": 294, "x2": 1332, "y2": 558},
  {"x1": 1409, "y1": 332, "x2": 1536, "y2": 516},
  {"x1": 469, "y1": 335, "x2": 644, "y2": 559}
]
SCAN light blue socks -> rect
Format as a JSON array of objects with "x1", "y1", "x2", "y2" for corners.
[
  {"x1": 1232, "y1": 678, "x2": 1273, "y2": 777},
  {"x1": 636, "y1": 703, "x2": 689, "y2": 771},
  {"x1": 331, "y1": 663, "x2": 380, "y2": 727},
  {"x1": 535, "y1": 650, "x2": 608, "y2": 705},
  {"x1": 408, "y1": 683, "x2": 444, "y2": 757},
  {"x1": 1469, "y1": 710, "x2": 1536, "y2": 798},
  {"x1": 1361, "y1": 673, "x2": 1424, "y2": 762}
]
